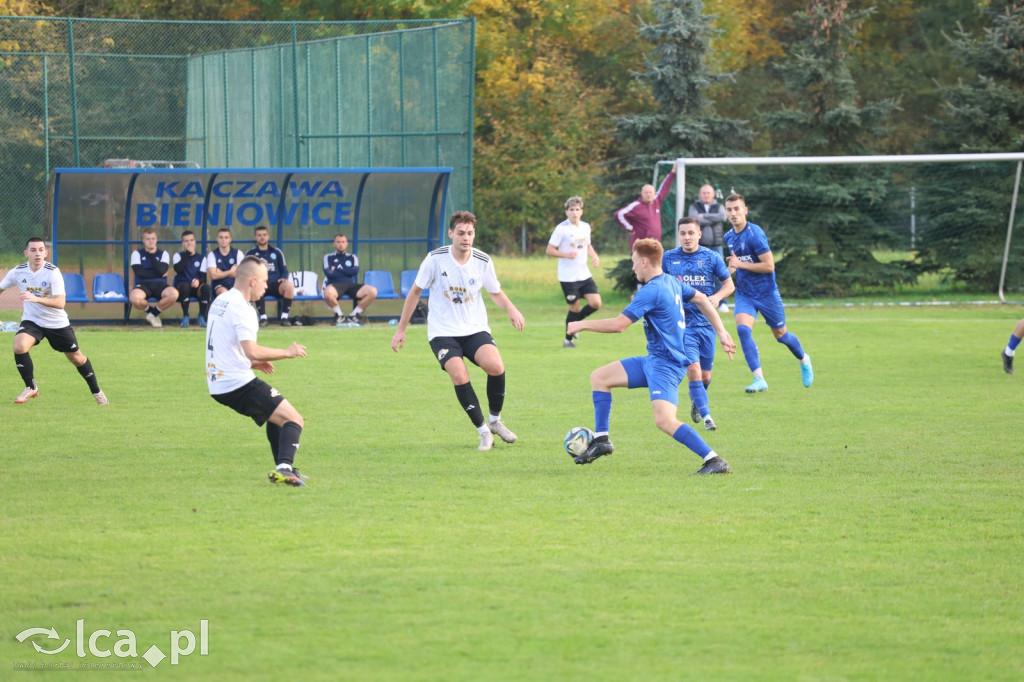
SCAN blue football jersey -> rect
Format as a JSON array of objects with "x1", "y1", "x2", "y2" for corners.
[
  {"x1": 662, "y1": 246, "x2": 730, "y2": 328},
  {"x1": 622, "y1": 272, "x2": 694, "y2": 366},
  {"x1": 722, "y1": 221, "x2": 777, "y2": 299}
]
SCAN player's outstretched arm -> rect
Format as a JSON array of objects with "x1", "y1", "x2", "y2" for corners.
[
  {"x1": 568, "y1": 313, "x2": 631, "y2": 337},
  {"x1": 489, "y1": 291, "x2": 524, "y2": 331},
  {"x1": 240, "y1": 339, "x2": 307, "y2": 364}
]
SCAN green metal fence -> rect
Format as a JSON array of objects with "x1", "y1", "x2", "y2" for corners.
[{"x1": 0, "y1": 16, "x2": 475, "y2": 252}]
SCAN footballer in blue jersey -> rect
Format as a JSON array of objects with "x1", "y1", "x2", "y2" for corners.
[
  {"x1": 567, "y1": 238, "x2": 736, "y2": 475},
  {"x1": 246, "y1": 226, "x2": 296, "y2": 326},
  {"x1": 723, "y1": 193, "x2": 814, "y2": 393},
  {"x1": 663, "y1": 217, "x2": 736, "y2": 428}
]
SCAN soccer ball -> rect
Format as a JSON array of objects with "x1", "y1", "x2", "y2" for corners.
[{"x1": 564, "y1": 426, "x2": 595, "y2": 458}]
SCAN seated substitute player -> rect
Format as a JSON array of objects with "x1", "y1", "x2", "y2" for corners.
[
  {"x1": 205, "y1": 256, "x2": 309, "y2": 486},
  {"x1": 663, "y1": 217, "x2": 735, "y2": 430},
  {"x1": 172, "y1": 230, "x2": 210, "y2": 328},
  {"x1": 128, "y1": 227, "x2": 178, "y2": 328},
  {"x1": 246, "y1": 225, "x2": 297, "y2": 327},
  {"x1": 546, "y1": 195, "x2": 602, "y2": 348},
  {"x1": 391, "y1": 210, "x2": 525, "y2": 451},
  {"x1": 322, "y1": 233, "x2": 377, "y2": 325},
  {"x1": 1001, "y1": 317, "x2": 1024, "y2": 374},
  {"x1": 0, "y1": 237, "x2": 108, "y2": 405},
  {"x1": 723, "y1": 193, "x2": 813, "y2": 393},
  {"x1": 203, "y1": 228, "x2": 245, "y2": 299},
  {"x1": 567, "y1": 238, "x2": 735, "y2": 475}
]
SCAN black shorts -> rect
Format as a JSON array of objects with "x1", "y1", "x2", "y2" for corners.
[
  {"x1": 17, "y1": 319, "x2": 80, "y2": 353},
  {"x1": 264, "y1": 280, "x2": 288, "y2": 299},
  {"x1": 211, "y1": 377, "x2": 285, "y2": 426},
  {"x1": 176, "y1": 282, "x2": 208, "y2": 301},
  {"x1": 133, "y1": 280, "x2": 170, "y2": 299},
  {"x1": 428, "y1": 331, "x2": 496, "y2": 371},
  {"x1": 560, "y1": 278, "x2": 599, "y2": 304},
  {"x1": 325, "y1": 280, "x2": 363, "y2": 299}
]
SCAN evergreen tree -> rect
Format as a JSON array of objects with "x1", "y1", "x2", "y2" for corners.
[
  {"x1": 915, "y1": 0, "x2": 1024, "y2": 290},
  {"x1": 608, "y1": 0, "x2": 750, "y2": 292},
  {"x1": 750, "y1": 0, "x2": 909, "y2": 297}
]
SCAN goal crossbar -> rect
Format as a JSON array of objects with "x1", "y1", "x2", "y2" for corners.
[{"x1": 656, "y1": 153, "x2": 1024, "y2": 302}]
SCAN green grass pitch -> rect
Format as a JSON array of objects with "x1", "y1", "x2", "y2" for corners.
[{"x1": 1, "y1": 257, "x2": 1022, "y2": 680}]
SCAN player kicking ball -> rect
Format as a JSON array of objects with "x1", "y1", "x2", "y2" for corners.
[
  {"x1": 568, "y1": 238, "x2": 736, "y2": 475},
  {"x1": 205, "y1": 256, "x2": 309, "y2": 486}
]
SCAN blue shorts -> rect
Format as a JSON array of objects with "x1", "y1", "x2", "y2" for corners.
[
  {"x1": 683, "y1": 325, "x2": 717, "y2": 371},
  {"x1": 734, "y1": 290, "x2": 786, "y2": 329},
  {"x1": 620, "y1": 355, "x2": 685, "y2": 405}
]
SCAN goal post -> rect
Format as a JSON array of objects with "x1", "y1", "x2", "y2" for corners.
[{"x1": 655, "y1": 153, "x2": 1024, "y2": 301}]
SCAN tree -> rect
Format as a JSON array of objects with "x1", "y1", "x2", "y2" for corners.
[
  {"x1": 750, "y1": 0, "x2": 909, "y2": 296},
  {"x1": 913, "y1": 0, "x2": 1024, "y2": 290}
]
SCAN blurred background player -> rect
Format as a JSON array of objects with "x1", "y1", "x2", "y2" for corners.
[
  {"x1": 723, "y1": 193, "x2": 813, "y2": 393},
  {"x1": 322, "y1": 233, "x2": 377, "y2": 326},
  {"x1": 663, "y1": 217, "x2": 735, "y2": 430},
  {"x1": 172, "y1": 230, "x2": 210, "y2": 328},
  {"x1": 205, "y1": 256, "x2": 308, "y2": 486},
  {"x1": 203, "y1": 228, "x2": 245, "y2": 299},
  {"x1": 246, "y1": 225, "x2": 296, "y2": 326},
  {"x1": 546, "y1": 195, "x2": 602, "y2": 348},
  {"x1": 128, "y1": 227, "x2": 178, "y2": 328},
  {"x1": 1002, "y1": 317, "x2": 1024, "y2": 374},
  {"x1": 391, "y1": 211, "x2": 524, "y2": 451},
  {"x1": 0, "y1": 237, "x2": 107, "y2": 405},
  {"x1": 567, "y1": 238, "x2": 734, "y2": 474}
]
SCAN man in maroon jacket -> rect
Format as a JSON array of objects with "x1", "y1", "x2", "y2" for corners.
[{"x1": 615, "y1": 159, "x2": 678, "y2": 248}]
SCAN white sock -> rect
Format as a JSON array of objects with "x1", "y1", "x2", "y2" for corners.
[
  {"x1": 704, "y1": 451, "x2": 718, "y2": 462},
  {"x1": 1007, "y1": 347, "x2": 1017, "y2": 357},
  {"x1": 353, "y1": 306, "x2": 364, "y2": 315},
  {"x1": 489, "y1": 414, "x2": 500, "y2": 423},
  {"x1": 753, "y1": 368, "x2": 765, "y2": 379},
  {"x1": 801, "y1": 354, "x2": 811, "y2": 365},
  {"x1": 477, "y1": 424, "x2": 490, "y2": 435},
  {"x1": 276, "y1": 463, "x2": 293, "y2": 471},
  {"x1": 281, "y1": 312, "x2": 289, "y2": 319},
  {"x1": 331, "y1": 305, "x2": 342, "y2": 315}
]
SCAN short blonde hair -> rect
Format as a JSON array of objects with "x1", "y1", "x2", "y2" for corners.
[{"x1": 564, "y1": 196, "x2": 584, "y2": 210}]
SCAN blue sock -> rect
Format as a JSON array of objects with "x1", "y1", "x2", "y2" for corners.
[
  {"x1": 736, "y1": 325, "x2": 760, "y2": 372},
  {"x1": 776, "y1": 331, "x2": 805, "y2": 360},
  {"x1": 672, "y1": 424, "x2": 712, "y2": 459},
  {"x1": 1010, "y1": 334, "x2": 1023, "y2": 352},
  {"x1": 593, "y1": 391, "x2": 612, "y2": 434},
  {"x1": 688, "y1": 380, "x2": 709, "y2": 419}
]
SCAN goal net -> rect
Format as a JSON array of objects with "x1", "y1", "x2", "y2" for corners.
[{"x1": 659, "y1": 153, "x2": 1024, "y2": 301}]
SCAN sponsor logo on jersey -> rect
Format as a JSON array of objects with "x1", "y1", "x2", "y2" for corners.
[{"x1": 437, "y1": 348, "x2": 449, "y2": 361}]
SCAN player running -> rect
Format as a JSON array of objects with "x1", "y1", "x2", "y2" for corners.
[
  {"x1": 663, "y1": 217, "x2": 735, "y2": 430},
  {"x1": 723, "y1": 193, "x2": 813, "y2": 393}
]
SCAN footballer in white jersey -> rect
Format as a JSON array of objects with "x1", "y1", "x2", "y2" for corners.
[
  {"x1": 545, "y1": 196, "x2": 603, "y2": 347},
  {"x1": 205, "y1": 255, "x2": 309, "y2": 486},
  {"x1": 0, "y1": 238, "x2": 107, "y2": 405},
  {"x1": 391, "y1": 211, "x2": 525, "y2": 452}
]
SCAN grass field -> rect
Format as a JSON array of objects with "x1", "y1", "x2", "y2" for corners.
[{"x1": 1, "y1": 256, "x2": 1022, "y2": 680}]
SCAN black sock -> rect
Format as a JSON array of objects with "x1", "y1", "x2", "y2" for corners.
[
  {"x1": 146, "y1": 305, "x2": 160, "y2": 316},
  {"x1": 578, "y1": 304, "x2": 596, "y2": 320},
  {"x1": 486, "y1": 373, "x2": 506, "y2": 418},
  {"x1": 181, "y1": 301, "x2": 191, "y2": 316},
  {"x1": 277, "y1": 421, "x2": 302, "y2": 467},
  {"x1": 453, "y1": 382, "x2": 485, "y2": 428},
  {"x1": 76, "y1": 358, "x2": 100, "y2": 394},
  {"x1": 281, "y1": 298, "x2": 293, "y2": 315},
  {"x1": 565, "y1": 310, "x2": 579, "y2": 340},
  {"x1": 266, "y1": 422, "x2": 281, "y2": 463},
  {"x1": 256, "y1": 300, "x2": 266, "y2": 316},
  {"x1": 14, "y1": 352, "x2": 35, "y2": 389}
]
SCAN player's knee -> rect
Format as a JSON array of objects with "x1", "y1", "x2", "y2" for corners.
[{"x1": 653, "y1": 412, "x2": 678, "y2": 434}]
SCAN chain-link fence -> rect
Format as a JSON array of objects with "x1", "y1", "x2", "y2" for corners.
[{"x1": 0, "y1": 16, "x2": 475, "y2": 253}]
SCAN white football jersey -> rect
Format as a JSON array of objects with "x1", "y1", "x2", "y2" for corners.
[
  {"x1": 548, "y1": 219, "x2": 593, "y2": 283},
  {"x1": 204, "y1": 287, "x2": 258, "y2": 394},
  {"x1": 414, "y1": 246, "x2": 501, "y2": 340},
  {"x1": 0, "y1": 261, "x2": 71, "y2": 329}
]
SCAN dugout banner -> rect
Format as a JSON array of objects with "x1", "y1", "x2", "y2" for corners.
[{"x1": 45, "y1": 167, "x2": 450, "y2": 320}]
